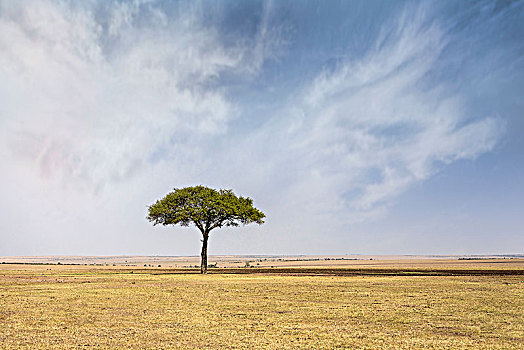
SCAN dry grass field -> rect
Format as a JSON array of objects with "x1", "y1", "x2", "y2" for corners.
[
  {"x1": 2, "y1": 255, "x2": 523, "y2": 269},
  {"x1": 1, "y1": 260, "x2": 523, "y2": 349}
]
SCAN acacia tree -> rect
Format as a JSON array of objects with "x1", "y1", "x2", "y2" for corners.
[{"x1": 147, "y1": 186, "x2": 265, "y2": 274}]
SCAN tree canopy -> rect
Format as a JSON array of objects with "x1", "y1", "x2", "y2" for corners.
[{"x1": 147, "y1": 186, "x2": 265, "y2": 273}]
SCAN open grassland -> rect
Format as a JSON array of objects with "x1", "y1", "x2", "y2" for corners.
[
  {"x1": 2, "y1": 255, "x2": 523, "y2": 269},
  {"x1": 1, "y1": 264, "x2": 523, "y2": 349}
]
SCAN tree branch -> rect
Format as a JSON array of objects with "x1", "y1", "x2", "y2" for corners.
[{"x1": 193, "y1": 220, "x2": 205, "y2": 234}]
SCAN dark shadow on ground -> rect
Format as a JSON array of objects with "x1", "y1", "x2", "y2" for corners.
[{"x1": 143, "y1": 267, "x2": 524, "y2": 276}]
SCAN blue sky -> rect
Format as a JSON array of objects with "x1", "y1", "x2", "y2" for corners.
[{"x1": 0, "y1": 0, "x2": 523, "y2": 256}]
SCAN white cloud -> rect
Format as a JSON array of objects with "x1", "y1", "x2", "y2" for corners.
[
  {"x1": 227, "y1": 4, "x2": 503, "y2": 234},
  {"x1": 0, "y1": 1, "x2": 505, "y2": 255},
  {"x1": 0, "y1": 0, "x2": 276, "y2": 192}
]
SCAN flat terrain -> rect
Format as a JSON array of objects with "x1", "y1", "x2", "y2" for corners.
[
  {"x1": 2, "y1": 254, "x2": 523, "y2": 269},
  {"x1": 1, "y1": 259, "x2": 523, "y2": 349}
]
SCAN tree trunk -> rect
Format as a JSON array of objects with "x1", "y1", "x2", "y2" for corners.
[{"x1": 200, "y1": 232, "x2": 209, "y2": 274}]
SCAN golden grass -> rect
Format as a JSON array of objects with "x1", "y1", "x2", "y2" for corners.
[
  {"x1": 1, "y1": 265, "x2": 523, "y2": 349},
  {"x1": 2, "y1": 256, "x2": 523, "y2": 270}
]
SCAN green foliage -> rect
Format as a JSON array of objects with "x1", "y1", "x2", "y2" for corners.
[{"x1": 147, "y1": 186, "x2": 265, "y2": 234}]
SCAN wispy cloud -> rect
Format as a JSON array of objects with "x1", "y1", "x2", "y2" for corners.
[
  {"x1": 229, "y1": 4, "x2": 503, "y2": 230},
  {"x1": 0, "y1": 0, "x2": 281, "y2": 191},
  {"x1": 0, "y1": 1, "x2": 514, "y2": 255}
]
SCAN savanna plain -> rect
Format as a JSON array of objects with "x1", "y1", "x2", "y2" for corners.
[{"x1": 0, "y1": 257, "x2": 523, "y2": 349}]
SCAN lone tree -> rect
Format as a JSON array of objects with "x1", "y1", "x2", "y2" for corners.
[{"x1": 147, "y1": 186, "x2": 265, "y2": 274}]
